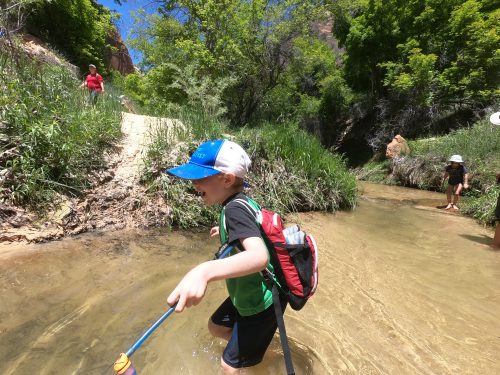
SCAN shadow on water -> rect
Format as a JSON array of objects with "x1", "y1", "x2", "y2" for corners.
[{"x1": 459, "y1": 234, "x2": 494, "y2": 246}]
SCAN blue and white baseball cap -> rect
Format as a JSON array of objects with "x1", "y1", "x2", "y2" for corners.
[{"x1": 166, "y1": 140, "x2": 251, "y2": 180}]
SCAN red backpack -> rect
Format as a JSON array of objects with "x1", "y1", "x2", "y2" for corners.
[{"x1": 220, "y1": 196, "x2": 319, "y2": 310}]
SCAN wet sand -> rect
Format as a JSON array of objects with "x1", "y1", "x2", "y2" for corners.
[{"x1": 0, "y1": 183, "x2": 498, "y2": 374}]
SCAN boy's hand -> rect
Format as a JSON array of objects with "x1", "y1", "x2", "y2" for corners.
[
  {"x1": 210, "y1": 226, "x2": 219, "y2": 237},
  {"x1": 167, "y1": 263, "x2": 210, "y2": 312}
]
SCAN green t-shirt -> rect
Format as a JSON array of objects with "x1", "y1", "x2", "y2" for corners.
[{"x1": 219, "y1": 193, "x2": 274, "y2": 316}]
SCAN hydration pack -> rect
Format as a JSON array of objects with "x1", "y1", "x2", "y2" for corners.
[{"x1": 220, "y1": 196, "x2": 319, "y2": 311}]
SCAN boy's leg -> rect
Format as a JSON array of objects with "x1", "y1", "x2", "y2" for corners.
[
  {"x1": 209, "y1": 298, "x2": 236, "y2": 341},
  {"x1": 452, "y1": 183, "x2": 463, "y2": 208},
  {"x1": 213, "y1": 299, "x2": 286, "y2": 373},
  {"x1": 445, "y1": 184, "x2": 453, "y2": 209}
]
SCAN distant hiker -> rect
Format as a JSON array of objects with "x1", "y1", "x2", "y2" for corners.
[
  {"x1": 81, "y1": 64, "x2": 104, "y2": 104},
  {"x1": 443, "y1": 155, "x2": 469, "y2": 210},
  {"x1": 492, "y1": 172, "x2": 500, "y2": 249},
  {"x1": 166, "y1": 140, "x2": 287, "y2": 374}
]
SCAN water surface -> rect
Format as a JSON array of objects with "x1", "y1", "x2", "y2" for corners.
[{"x1": 1, "y1": 183, "x2": 498, "y2": 374}]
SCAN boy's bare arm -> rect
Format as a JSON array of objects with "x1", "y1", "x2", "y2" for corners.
[
  {"x1": 442, "y1": 172, "x2": 449, "y2": 184},
  {"x1": 167, "y1": 237, "x2": 268, "y2": 312},
  {"x1": 464, "y1": 173, "x2": 469, "y2": 188}
]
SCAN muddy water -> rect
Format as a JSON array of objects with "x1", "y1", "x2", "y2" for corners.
[{"x1": 1, "y1": 183, "x2": 499, "y2": 374}]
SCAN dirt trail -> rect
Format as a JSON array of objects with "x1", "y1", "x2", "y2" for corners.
[{"x1": 0, "y1": 113, "x2": 176, "y2": 244}]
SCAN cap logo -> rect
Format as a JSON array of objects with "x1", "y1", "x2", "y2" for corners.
[{"x1": 193, "y1": 151, "x2": 206, "y2": 159}]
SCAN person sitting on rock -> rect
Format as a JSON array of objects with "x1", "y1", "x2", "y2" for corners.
[{"x1": 443, "y1": 155, "x2": 469, "y2": 210}]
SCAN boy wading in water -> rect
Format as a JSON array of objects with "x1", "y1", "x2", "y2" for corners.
[
  {"x1": 443, "y1": 155, "x2": 469, "y2": 210},
  {"x1": 166, "y1": 140, "x2": 286, "y2": 374}
]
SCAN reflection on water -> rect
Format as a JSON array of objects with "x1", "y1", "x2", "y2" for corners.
[{"x1": 1, "y1": 183, "x2": 499, "y2": 374}]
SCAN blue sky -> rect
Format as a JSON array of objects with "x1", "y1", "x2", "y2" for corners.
[{"x1": 97, "y1": 0, "x2": 159, "y2": 64}]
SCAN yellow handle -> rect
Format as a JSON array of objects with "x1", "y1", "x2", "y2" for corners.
[{"x1": 113, "y1": 353, "x2": 132, "y2": 374}]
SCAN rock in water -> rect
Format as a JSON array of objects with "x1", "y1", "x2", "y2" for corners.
[{"x1": 386, "y1": 134, "x2": 410, "y2": 159}]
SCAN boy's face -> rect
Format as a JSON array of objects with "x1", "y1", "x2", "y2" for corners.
[
  {"x1": 451, "y1": 162, "x2": 460, "y2": 168},
  {"x1": 191, "y1": 173, "x2": 237, "y2": 205}
]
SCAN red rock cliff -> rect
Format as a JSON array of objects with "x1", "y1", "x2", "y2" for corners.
[{"x1": 105, "y1": 28, "x2": 135, "y2": 75}]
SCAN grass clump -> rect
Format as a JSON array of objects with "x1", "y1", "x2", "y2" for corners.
[
  {"x1": 237, "y1": 122, "x2": 357, "y2": 213},
  {"x1": 141, "y1": 108, "x2": 225, "y2": 229},
  {"x1": 407, "y1": 120, "x2": 499, "y2": 189},
  {"x1": 0, "y1": 47, "x2": 122, "y2": 208},
  {"x1": 353, "y1": 159, "x2": 392, "y2": 184},
  {"x1": 357, "y1": 116, "x2": 500, "y2": 225},
  {"x1": 141, "y1": 107, "x2": 357, "y2": 229}
]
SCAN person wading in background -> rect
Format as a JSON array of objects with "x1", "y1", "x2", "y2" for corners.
[
  {"x1": 443, "y1": 155, "x2": 469, "y2": 210},
  {"x1": 81, "y1": 64, "x2": 104, "y2": 104}
]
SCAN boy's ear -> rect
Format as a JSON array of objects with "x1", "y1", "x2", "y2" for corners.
[{"x1": 221, "y1": 173, "x2": 237, "y2": 187}]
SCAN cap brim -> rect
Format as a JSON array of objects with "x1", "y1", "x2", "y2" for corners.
[{"x1": 166, "y1": 163, "x2": 221, "y2": 180}]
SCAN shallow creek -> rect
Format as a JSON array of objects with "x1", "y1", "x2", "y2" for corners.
[{"x1": 0, "y1": 183, "x2": 499, "y2": 374}]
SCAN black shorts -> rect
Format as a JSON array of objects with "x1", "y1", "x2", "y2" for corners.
[{"x1": 210, "y1": 297, "x2": 286, "y2": 368}]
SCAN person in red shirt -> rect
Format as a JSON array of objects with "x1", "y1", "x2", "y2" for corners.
[{"x1": 81, "y1": 64, "x2": 104, "y2": 103}]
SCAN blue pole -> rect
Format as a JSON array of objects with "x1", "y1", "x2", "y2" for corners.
[
  {"x1": 125, "y1": 303, "x2": 177, "y2": 357},
  {"x1": 123, "y1": 243, "x2": 235, "y2": 358}
]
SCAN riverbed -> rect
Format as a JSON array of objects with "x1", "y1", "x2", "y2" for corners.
[{"x1": 0, "y1": 183, "x2": 498, "y2": 374}]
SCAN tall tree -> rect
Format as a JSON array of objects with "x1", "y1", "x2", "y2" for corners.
[
  {"x1": 26, "y1": 0, "x2": 114, "y2": 72},
  {"x1": 330, "y1": 0, "x2": 499, "y2": 145},
  {"x1": 130, "y1": 0, "x2": 325, "y2": 124}
]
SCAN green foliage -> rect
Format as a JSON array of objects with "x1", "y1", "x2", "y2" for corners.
[
  {"x1": 110, "y1": 71, "x2": 147, "y2": 109},
  {"x1": 26, "y1": 0, "x2": 115, "y2": 73},
  {"x1": 329, "y1": 0, "x2": 500, "y2": 145},
  {"x1": 261, "y1": 35, "x2": 353, "y2": 140},
  {"x1": 140, "y1": 106, "x2": 357, "y2": 228},
  {"x1": 382, "y1": 47, "x2": 438, "y2": 106},
  {"x1": 353, "y1": 159, "x2": 392, "y2": 183},
  {"x1": 409, "y1": 121, "x2": 500, "y2": 172},
  {"x1": 240, "y1": 121, "x2": 357, "y2": 211},
  {"x1": 461, "y1": 184, "x2": 500, "y2": 226},
  {"x1": 0, "y1": 0, "x2": 45, "y2": 33},
  {"x1": 358, "y1": 115, "x2": 500, "y2": 225},
  {"x1": 130, "y1": 1, "x2": 326, "y2": 124},
  {"x1": 0, "y1": 48, "x2": 122, "y2": 208}
]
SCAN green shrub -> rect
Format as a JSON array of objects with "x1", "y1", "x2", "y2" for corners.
[
  {"x1": 141, "y1": 107, "x2": 357, "y2": 228},
  {"x1": 409, "y1": 120, "x2": 500, "y2": 171},
  {"x1": 26, "y1": 0, "x2": 114, "y2": 73},
  {"x1": 358, "y1": 116, "x2": 500, "y2": 225},
  {"x1": 462, "y1": 184, "x2": 500, "y2": 225},
  {"x1": 0, "y1": 47, "x2": 122, "y2": 208},
  {"x1": 238, "y1": 122, "x2": 357, "y2": 212}
]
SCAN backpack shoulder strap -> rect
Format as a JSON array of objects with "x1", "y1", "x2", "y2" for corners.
[
  {"x1": 220, "y1": 196, "x2": 260, "y2": 244},
  {"x1": 230, "y1": 197, "x2": 263, "y2": 224},
  {"x1": 219, "y1": 206, "x2": 228, "y2": 244}
]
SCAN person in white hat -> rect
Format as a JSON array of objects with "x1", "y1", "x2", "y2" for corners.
[
  {"x1": 489, "y1": 112, "x2": 500, "y2": 126},
  {"x1": 442, "y1": 155, "x2": 469, "y2": 210}
]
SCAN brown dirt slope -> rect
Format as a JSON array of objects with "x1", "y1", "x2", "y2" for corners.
[{"x1": 0, "y1": 113, "x2": 176, "y2": 245}]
